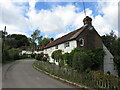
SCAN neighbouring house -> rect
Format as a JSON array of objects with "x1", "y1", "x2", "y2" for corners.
[
  {"x1": 21, "y1": 46, "x2": 43, "y2": 55},
  {"x1": 43, "y1": 16, "x2": 118, "y2": 76}
]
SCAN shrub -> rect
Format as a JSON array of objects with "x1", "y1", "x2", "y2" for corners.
[
  {"x1": 63, "y1": 53, "x2": 70, "y2": 65},
  {"x1": 2, "y1": 45, "x2": 10, "y2": 62},
  {"x1": 20, "y1": 53, "x2": 28, "y2": 59},
  {"x1": 72, "y1": 51, "x2": 92, "y2": 72},
  {"x1": 69, "y1": 47, "x2": 105, "y2": 72},
  {"x1": 91, "y1": 47, "x2": 105, "y2": 70},
  {"x1": 42, "y1": 57, "x2": 47, "y2": 62},
  {"x1": 51, "y1": 50, "x2": 63, "y2": 63},
  {"x1": 59, "y1": 59, "x2": 64, "y2": 67},
  {"x1": 8, "y1": 48, "x2": 20, "y2": 60},
  {"x1": 35, "y1": 52, "x2": 44, "y2": 61}
]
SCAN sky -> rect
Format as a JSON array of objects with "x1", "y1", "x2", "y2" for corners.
[{"x1": 0, "y1": 0, "x2": 119, "y2": 39}]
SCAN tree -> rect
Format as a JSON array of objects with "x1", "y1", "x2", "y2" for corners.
[
  {"x1": 113, "y1": 38, "x2": 120, "y2": 76},
  {"x1": 101, "y1": 30, "x2": 117, "y2": 53},
  {"x1": 29, "y1": 29, "x2": 42, "y2": 56},
  {"x1": 101, "y1": 31, "x2": 120, "y2": 76},
  {"x1": 38, "y1": 37, "x2": 50, "y2": 47},
  {"x1": 7, "y1": 34, "x2": 29, "y2": 48},
  {"x1": 51, "y1": 50, "x2": 63, "y2": 63}
]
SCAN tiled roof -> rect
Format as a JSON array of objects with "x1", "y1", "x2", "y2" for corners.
[{"x1": 44, "y1": 26, "x2": 87, "y2": 49}]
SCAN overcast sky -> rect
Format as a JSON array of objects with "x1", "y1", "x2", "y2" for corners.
[{"x1": 0, "y1": 0, "x2": 119, "y2": 39}]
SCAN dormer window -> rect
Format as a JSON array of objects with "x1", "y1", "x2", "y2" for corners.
[
  {"x1": 64, "y1": 42, "x2": 69, "y2": 48},
  {"x1": 79, "y1": 38, "x2": 84, "y2": 46}
]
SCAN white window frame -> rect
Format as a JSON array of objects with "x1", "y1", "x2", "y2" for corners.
[
  {"x1": 79, "y1": 38, "x2": 84, "y2": 46},
  {"x1": 64, "y1": 42, "x2": 69, "y2": 48}
]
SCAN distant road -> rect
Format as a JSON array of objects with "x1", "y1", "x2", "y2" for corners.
[{"x1": 2, "y1": 59, "x2": 74, "y2": 88}]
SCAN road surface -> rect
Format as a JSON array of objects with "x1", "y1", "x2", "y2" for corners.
[{"x1": 2, "y1": 59, "x2": 74, "y2": 88}]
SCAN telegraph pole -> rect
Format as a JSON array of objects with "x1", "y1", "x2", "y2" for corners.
[{"x1": 2, "y1": 26, "x2": 6, "y2": 63}]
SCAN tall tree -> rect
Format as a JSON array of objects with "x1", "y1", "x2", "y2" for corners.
[{"x1": 30, "y1": 29, "x2": 42, "y2": 56}]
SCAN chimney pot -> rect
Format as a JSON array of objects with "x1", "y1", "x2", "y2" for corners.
[{"x1": 83, "y1": 16, "x2": 92, "y2": 26}]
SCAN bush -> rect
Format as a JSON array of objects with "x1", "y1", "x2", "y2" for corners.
[
  {"x1": 59, "y1": 59, "x2": 64, "y2": 67},
  {"x1": 35, "y1": 52, "x2": 44, "y2": 61},
  {"x1": 72, "y1": 51, "x2": 92, "y2": 72},
  {"x1": 2, "y1": 45, "x2": 10, "y2": 62},
  {"x1": 42, "y1": 57, "x2": 47, "y2": 62},
  {"x1": 114, "y1": 56, "x2": 120, "y2": 77},
  {"x1": 91, "y1": 48, "x2": 105, "y2": 70},
  {"x1": 67, "y1": 47, "x2": 105, "y2": 72},
  {"x1": 51, "y1": 50, "x2": 63, "y2": 63},
  {"x1": 8, "y1": 48, "x2": 20, "y2": 60},
  {"x1": 63, "y1": 53, "x2": 70, "y2": 65},
  {"x1": 20, "y1": 53, "x2": 28, "y2": 59}
]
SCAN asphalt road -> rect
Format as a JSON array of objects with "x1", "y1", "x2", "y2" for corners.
[{"x1": 2, "y1": 59, "x2": 74, "y2": 88}]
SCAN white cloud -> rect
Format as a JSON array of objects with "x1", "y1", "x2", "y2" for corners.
[
  {"x1": 27, "y1": 4, "x2": 93, "y2": 36},
  {"x1": 93, "y1": 2, "x2": 118, "y2": 36},
  {"x1": 0, "y1": 1, "x2": 118, "y2": 39},
  {"x1": 0, "y1": 0, "x2": 32, "y2": 36}
]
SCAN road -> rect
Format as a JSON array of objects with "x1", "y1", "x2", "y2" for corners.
[{"x1": 2, "y1": 59, "x2": 75, "y2": 88}]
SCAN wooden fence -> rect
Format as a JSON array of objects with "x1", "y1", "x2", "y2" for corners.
[{"x1": 35, "y1": 61, "x2": 120, "y2": 89}]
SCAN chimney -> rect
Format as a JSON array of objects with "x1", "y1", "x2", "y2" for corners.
[
  {"x1": 83, "y1": 16, "x2": 92, "y2": 26},
  {"x1": 50, "y1": 38, "x2": 54, "y2": 43}
]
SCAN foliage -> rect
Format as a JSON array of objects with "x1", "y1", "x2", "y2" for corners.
[
  {"x1": 63, "y1": 53, "x2": 70, "y2": 65},
  {"x1": 38, "y1": 37, "x2": 50, "y2": 47},
  {"x1": 101, "y1": 31, "x2": 120, "y2": 77},
  {"x1": 20, "y1": 53, "x2": 29, "y2": 59},
  {"x1": 35, "y1": 52, "x2": 44, "y2": 61},
  {"x1": 29, "y1": 29, "x2": 42, "y2": 55},
  {"x1": 33, "y1": 61, "x2": 120, "y2": 89},
  {"x1": 72, "y1": 50, "x2": 92, "y2": 72},
  {"x1": 7, "y1": 34, "x2": 29, "y2": 48},
  {"x1": 2, "y1": 45, "x2": 10, "y2": 62},
  {"x1": 31, "y1": 29, "x2": 41, "y2": 42},
  {"x1": 101, "y1": 30, "x2": 117, "y2": 52},
  {"x1": 59, "y1": 59, "x2": 64, "y2": 67},
  {"x1": 8, "y1": 48, "x2": 20, "y2": 60},
  {"x1": 91, "y1": 48, "x2": 105, "y2": 70},
  {"x1": 51, "y1": 50, "x2": 63, "y2": 62},
  {"x1": 64, "y1": 47, "x2": 104, "y2": 72}
]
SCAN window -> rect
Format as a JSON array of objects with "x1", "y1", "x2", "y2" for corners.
[
  {"x1": 55, "y1": 45, "x2": 58, "y2": 49},
  {"x1": 79, "y1": 38, "x2": 84, "y2": 46},
  {"x1": 64, "y1": 42, "x2": 69, "y2": 48}
]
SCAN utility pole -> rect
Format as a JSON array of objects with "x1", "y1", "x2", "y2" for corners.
[{"x1": 2, "y1": 26, "x2": 6, "y2": 63}]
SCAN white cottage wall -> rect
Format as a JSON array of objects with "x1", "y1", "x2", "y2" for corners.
[{"x1": 44, "y1": 40, "x2": 77, "y2": 64}]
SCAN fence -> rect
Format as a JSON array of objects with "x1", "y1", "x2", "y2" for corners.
[{"x1": 34, "y1": 61, "x2": 120, "y2": 89}]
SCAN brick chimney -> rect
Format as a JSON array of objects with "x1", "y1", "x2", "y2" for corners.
[{"x1": 83, "y1": 16, "x2": 92, "y2": 26}]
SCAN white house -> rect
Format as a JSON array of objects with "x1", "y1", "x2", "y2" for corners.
[{"x1": 43, "y1": 16, "x2": 118, "y2": 75}]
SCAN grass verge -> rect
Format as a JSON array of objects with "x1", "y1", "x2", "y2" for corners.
[{"x1": 32, "y1": 60, "x2": 90, "y2": 89}]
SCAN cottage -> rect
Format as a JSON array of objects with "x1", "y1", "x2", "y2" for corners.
[{"x1": 43, "y1": 16, "x2": 118, "y2": 76}]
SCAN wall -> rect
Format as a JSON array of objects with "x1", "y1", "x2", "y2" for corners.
[
  {"x1": 76, "y1": 27, "x2": 103, "y2": 50},
  {"x1": 103, "y1": 44, "x2": 118, "y2": 76},
  {"x1": 44, "y1": 40, "x2": 77, "y2": 64},
  {"x1": 22, "y1": 50, "x2": 42, "y2": 54}
]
